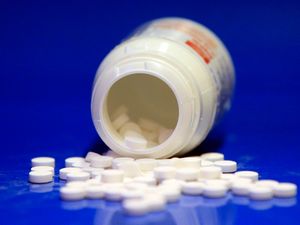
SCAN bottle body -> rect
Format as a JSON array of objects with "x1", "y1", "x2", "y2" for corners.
[{"x1": 91, "y1": 18, "x2": 235, "y2": 158}]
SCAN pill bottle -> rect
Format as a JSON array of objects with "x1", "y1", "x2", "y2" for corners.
[{"x1": 91, "y1": 17, "x2": 235, "y2": 159}]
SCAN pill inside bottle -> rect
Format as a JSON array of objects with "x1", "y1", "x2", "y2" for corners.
[{"x1": 91, "y1": 17, "x2": 235, "y2": 158}]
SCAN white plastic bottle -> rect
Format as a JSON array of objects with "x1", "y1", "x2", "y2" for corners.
[{"x1": 91, "y1": 18, "x2": 235, "y2": 159}]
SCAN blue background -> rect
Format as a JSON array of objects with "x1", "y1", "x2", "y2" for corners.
[{"x1": 0, "y1": 0, "x2": 300, "y2": 224}]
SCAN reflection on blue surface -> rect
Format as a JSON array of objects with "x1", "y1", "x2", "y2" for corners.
[{"x1": 28, "y1": 181, "x2": 297, "y2": 225}]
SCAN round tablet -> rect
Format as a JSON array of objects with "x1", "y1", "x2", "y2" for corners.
[
  {"x1": 182, "y1": 182, "x2": 205, "y2": 195},
  {"x1": 86, "y1": 185, "x2": 105, "y2": 199},
  {"x1": 123, "y1": 198, "x2": 149, "y2": 216},
  {"x1": 214, "y1": 160, "x2": 237, "y2": 173},
  {"x1": 157, "y1": 159, "x2": 176, "y2": 167},
  {"x1": 65, "y1": 157, "x2": 85, "y2": 167},
  {"x1": 29, "y1": 171, "x2": 53, "y2": 184},
  {"x1": 255, "y1": 179, "x2": 279, "y2": 189},
  {"x1": 60, "y1": 186, "x2": 85, "y2": 201},
  {"x1": 181, "y1": 157, "x2": 202, "y2": 168},
  {"x1": 274, "y1": 182, "x2": 297, "y2": 198},
  {"x1": 136, "y1": 158, "x2": 157, "y2": 172},
  {"x1": 66, "y1": 181, "x2": 88, "y2": 189},
  {"x1": 199, "y1": 166, "x2": 222, "y2": 179},
  {"x1": 85, "y1": 151, "x2": 102, "y2": 162},
  {"x1": 231, "y1": 182, "x2": 254, "y2": 196},
  {"x1": 123, "y1": 132, "x2": 148, "y2": 149},
  {"x1": 235, "y1": 171, "x2": 259, "y2": 182},
  {"x1": 200, "y1": 152, "x2": 224, "y2": 162},
  {"x1": 104, "y1": 187, "x2": 124, "y2": 201},
  {"x1": 205, "y1": 179, "x2": 231, "y2": 188},
  {"x1": 144, "y1": 193, "x2": 166, "y2": 212},
  {"x1": 112, "y1": 157, "x2": 134, "y2": 169},
  {"x1": 176, "y1": 168, "x2": 200, "y2": 181},
  {"x1": 31, "y1": 157, "x2": 55, "y2": 167},
  {"x1": 203, "y1": 184, "x2": 228, "y2": 198},
  {"x1": 66, "y1": 172, "x2": 90, "y2": 182},
  {"x1": 59, "y1": 167, "x2": 82, "y2": 180},
  {"x1": 31, "y1": 166, "x2": 54, "y2": 176},
  {"x1": 121, "y1": 189, "x2": 144, "y2": 200},
  {"x1": 112, "y1": 113, "x2": 130, "y2": 130},
  {"x1": 133, "y1": 176, "x2": 156, "y2": 186},
  {"x1": 201, "y1": 160, "x2": 214, "y2": 167},
  {"x1": 154, "y1": 166, "x2": 176, "y2": 181},
  {"x1": 71, "y1": 161, "x2": 90, "y2": 168},
  {"x1": 159, "y1": 186, "x2": 181, "y2": 202},
  {"x1": 249, "y1": 186, "x2": 273, "y2": 200},
  {"x1": 90, "y1": 156, "x2": 113, "y2": 168},
  {"x1": 101, "y1": 169, "x2": 124, "y2": 183}
]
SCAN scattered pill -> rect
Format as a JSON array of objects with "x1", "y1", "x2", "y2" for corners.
[
  {"x1": 199, "y1": 166, "x2": 222, "y2": 179},
  {"x1": 65, "y1": 157, "x2": 85, "y2": 167},
  {"x1": 123, "y1": 198, "x2": 149, "y2": 216},
  {"x1": 154, "y1": 166, "x2": 176, "y2": 181},
  {"x1": 181, "y1": 157, "x2": 202, "y2": 168},
  {"x1": 119, "y1": 122, "x2": 142, "y2": 136},
  {"x1": 136, "y1": 158, "x2": 157, "y2": 171},
  {"x1": 249, "y1": 186, "x2": 273, "y2": 200},
  {"x1": 31, "y1": 166, "x2": 54, "y2": 176},
  {"x1": 90, "y1": 156, "x2": 113, "y2": 168},
  {"x1": 104, "y1": 187, "x2": 124, "y2": 201},
  {"x1": 112, "y1": 113, "x2": 130, "y2": 130},
  {"x1": 144, "y1": 193, "x2": 166, "y2": 212},
  {"x1": 123, "y1": 132, "x2": 148, "y2": 149},
  {"x1": 29, "y1": 171, "x2": 53, "y2": 184},
  {"x1": 159, "y1": 186, "x2": 181, "y2": 202},
  {"x1": 66, "y1": 172, "x2": 90, "y2": 182},
  {"x1": 255, "y1": 179, "x2": 279, "y2": 189},
  {"x1": 274, "y1": 182, "x2": 297, "y2": 198},
  {"x1": 60, "y1": 186, "x2": 85, "y2": 201},
  {"x1": 235, "y1": 171, "x2": 259, "y2": 182},
  {"x1": 200, "y1": 153, "x2": 224, "y2": 162},
  {"x1": 31, "y1": 157, "x2": 55, "y2": 167},
  {"x1": 182, "y1": 182, "x2": 204, "y2": 195},
  {"x1": 101, "y1": 169, "x2": 124, "y2": 183},
  {"x1": 86, "y1": 186, "x2": 105, "y2": 199},
  {"x1": 59, "y1": 167, "x2": 82, "y2": 180},
  {"x1": 85, "y1": 151, "x2": 102, "y2": 162},
  {"x1": 231, "y1": 182, "x2": 254, "y2": 196},
  {"x1": 201, "y1": 160, "x2": 214, "y2": 167},
  {"x1": 117, "y1": 161, "x2": 142, "y2": 178},
  {"x1": 214, "y1": 160, "x2": 237, "y2": 173},
  {"x1": 203, "y1": 184, "x2": 228, "y2": 198},
  {"x1": 138, "y1": 118, "x2": 160, "y2": 132},
  {"x1": 176, "y1": 168, "x2": 200, "y2": 181},
  {"x1": 112, "y1": 157, "x2": 134, "y2": 169}
]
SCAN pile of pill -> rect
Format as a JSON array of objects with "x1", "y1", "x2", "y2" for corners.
[
  {"x1": 110, "y1": 105, "x2": 174, "y2": 149},
  {"x1": 29, "y1": 152, "x2": 297, "y2": 216}
]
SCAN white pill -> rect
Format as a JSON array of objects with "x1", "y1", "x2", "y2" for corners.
[
  {"x1": 90, "y1": 169, "x2": 104, "y2": 178},
  {"x1": 136, "y1": 158, "x2": 157, "y2": 172},
  {"x1": 200, "y1": 152, "x2": 224, "y2": 162},
  {"x1": 154, "y1": 166, "x2": 176, "y2": 181},
  {"x1": 104, "y1": 150, "x2": 121, "y2": 158},
  {"x1": 119, "y1": 122, "x2": 142, "y2": 136},
  {"x1": 220, "y1": 173, "x2": 237, "y2": 181},
  {"x1": 255, "y1": 179, "x2": 279, "y2": 189},
  {"x1": 161, "y1": 179, "x2": 185, "y2": 190},
  {"x1": 205, "y1": 179, "x2": 231, "y2": 189},
  {"x1": 138, "y1": 118, "x2": 160, "y2": 132},
  {"x1": 31, "y1": 166, "x2": 54, "y2": 176},
  {"x1": 158, "y1": 128, "x2": 173, "y2": 144},
  {"x1": 170, "y1": 157, "x2": 185, "y2": 168},
  {"x1": 235, "y1": 171, "x2": 259, "y2": 182},
  {"x1": 66, "y1": 172, "x2": 90, "y2": 182},
  {"x1": 123, "y1": 131, "x2": 148, "y2": 149},
  {"x1": 144, "y1": 193, "x2": 166, "y2": 212},
  {"x1": 124, "y1": 182, "x2": 149, "y2": 190},
  {"x1": 117, "y1": 161, "x2": 142, "y2": 178},
  {"x1": 159, "y1": 186, "x2": 181, "y2": 202},
  {"x1": 111, "y1": 105, "x2": 128, "y2": 121},
  {"x1": 203, "y1": 184, "x2": 228, "y2": 198},
  {"x1": 31, "y1": 157, "x2": 55, "y2": 167},
  {"x1": 201, "y1": 160, "x2": 214, "y2": 167},
  {"x1": 71, "y1": 161, "x2": 90, "y2": 168},
  {"x1": 157, "y1": 159, "x2": 176, "y2": 167},
  {"x1": 66, "y1": 181, "x2": 89, "y2": 189},
  {"x1": 112, "y1": 113, "x2": 130, "y2": 130},
  {"x1": 90, "y1": 156, "x2": 113, "y2": 168},
  {"x1": 249, "y1": 186, "x2": 273, "y2": 200},
  {"x1": 82, "y1": 167, "x2": 104, "y2": 176},
  {"x1": 60, "y1": 186, "x2": 85, "y2": 201},
  {"x1": 176, "y1": 168, "x2": 200, "y2": 181},
  {"x1": 85, "y1": 151, "x2": 102, "y2": 162},
  {"x1": 123, "y1": 199, "x2": 149, "y2": 216},
  {"x1": 199, "y1": 166, "x2": 222, "y2": 179},
  {"x1": 86, "y1": 178, "x2": 102, "y2": 186},
  {"x1": 86, "y1": 186, "x2": 105, "y2": 199},
  {"x1": 274, "y1": 182, "x2": 297, "y2": 198},
  {"x1": 214, "y1": 160, "x2": 237, "y2": 173},
  {"x1": 133, "y1": 176, "x2": 156, "y2": 186},
  {"x1": 65, "y1": 157, "x2": 85, "y2": 167},
  {"x1": 59, "y1": 167, "x2": 83, "y2": 180},
  {"x1": 181, "y1": 157, "x2": 202, "y2": 168},
  {"x1": 29, "y1": 171, "x2": 53, "y2": 184},
  {"x1": 112, "y1": 157, "x2": 134, "y2": 169},
  {"x1": 121, "y1": 189, "x2": 144, "y2": 200},
  {"x1": 104, "y1": 187, "x2": 124, "y2": 201},
  {"x1": 182, "y1": 182, "x2": 205, "y2": 195},
  {"x1": 232, "y1": 182, "x2": 254, "y2": 196},
  {"x1": 101, "y1": 169, "x2": 124, "y2": 183}
]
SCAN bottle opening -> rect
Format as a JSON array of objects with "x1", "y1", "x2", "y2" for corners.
[{"x1": 104, "y1": 73, "x2": 179, "y2": 150}]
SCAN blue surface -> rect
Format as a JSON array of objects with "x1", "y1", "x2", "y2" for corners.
[{"x1": 1, "y1": 0, "x2": 300, "y2": 224}]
